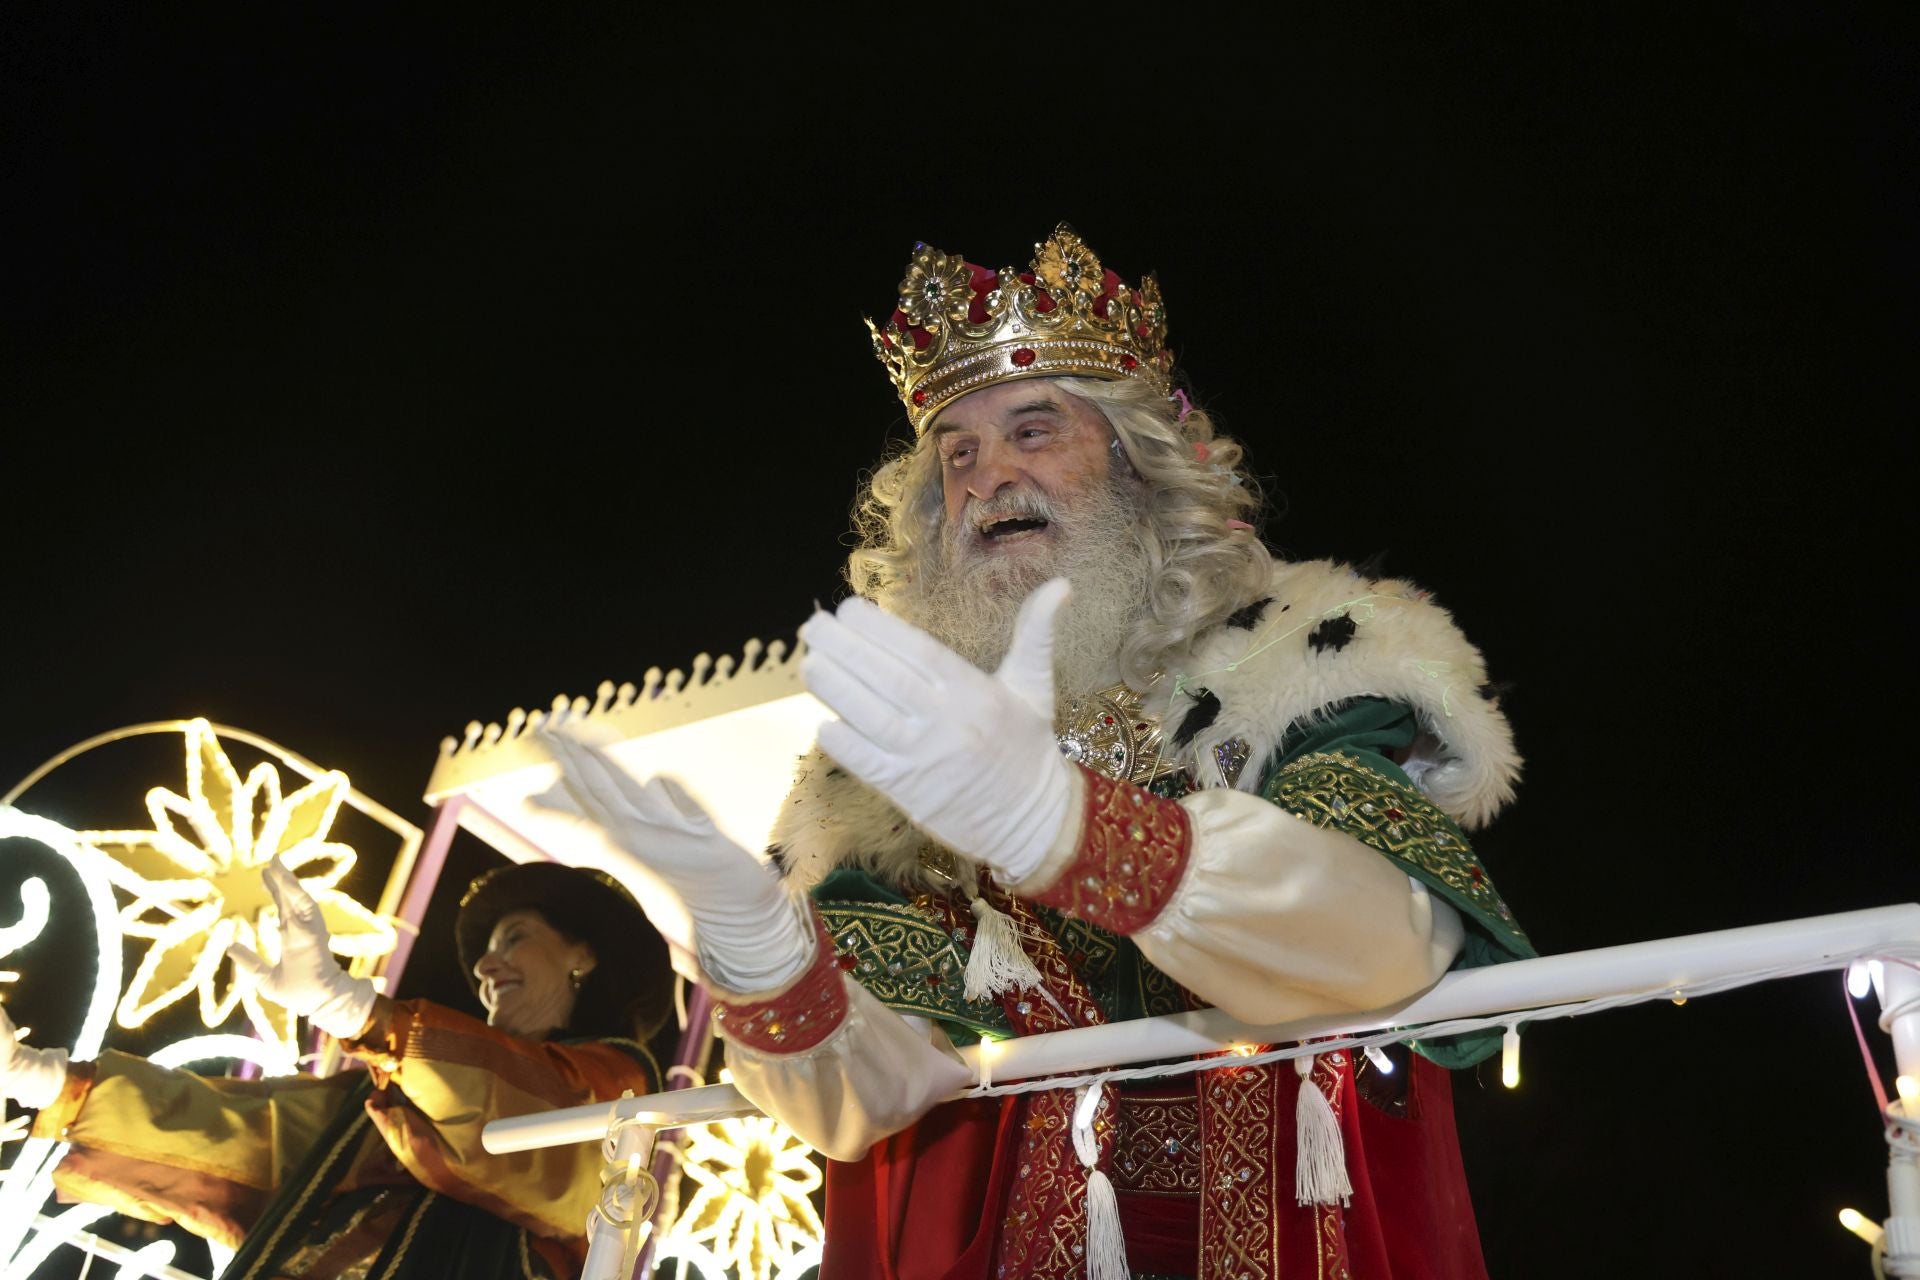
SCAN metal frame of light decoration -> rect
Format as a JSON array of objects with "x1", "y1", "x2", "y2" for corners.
[
  {"x1": 3, "y1": 720, "x2": 425, "y2": 988},
  {"x1": 0, "y1": 723, "x2": 422, "y2": 1279}
]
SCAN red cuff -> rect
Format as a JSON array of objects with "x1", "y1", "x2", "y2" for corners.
[
  {"x1": 712, "y1": 915, "x2": 849, "y2": 1054},
  {"x1": 1029, "y1": 765, "x2": 1193, "y2": 934}
]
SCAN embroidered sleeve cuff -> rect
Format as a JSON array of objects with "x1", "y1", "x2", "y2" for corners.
[
  {"x1": 711, "y1": 914, "x2": 849, "y2": 1055},
  {"x1": 1023, "y1": 763, "x2": 1194, "y2": 935}
]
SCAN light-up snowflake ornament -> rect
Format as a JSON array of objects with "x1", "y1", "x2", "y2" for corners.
[
  {"x1": 75, "y1": 719, "x2": 394, "y2": 1054},
  {"x1": 669, "y1": 1112, "x2": 824, "y2": 1280}
]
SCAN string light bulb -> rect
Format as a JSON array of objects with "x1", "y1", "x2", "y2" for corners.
[
  {"x1": 976, "y1": 1034, "x2": 998, "y2": 1088},
  {"x1": 1897, "y1": 1075, "x2": 1919, "y2": 1107},
  {"x1": 1363, "y1": 1045, "x2": 1395, "y2": 1075},
  {"x1": 1847, "y1": 961, "x2": 1873, "y2": 1000},
  {"x1": 1501, "y1": 1026, "x2": 1521, "y2": 1089},
  {"x1": 1838, "y1": 1207, "x2": 1883, "y2": 1245}
]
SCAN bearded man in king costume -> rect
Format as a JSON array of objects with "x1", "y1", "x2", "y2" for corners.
[{"x1": 542, "y1": 224, "x2": 1533, "y2": 1280}]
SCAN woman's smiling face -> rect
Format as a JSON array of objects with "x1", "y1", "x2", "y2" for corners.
[{"x1": 472, "y1": 907, "x2": 596, "y2": 1038}]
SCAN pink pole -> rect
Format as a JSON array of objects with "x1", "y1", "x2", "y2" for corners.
[
  {"x1": 379, "y1": 796, "x2": 466, "y2": 993},
  {"x1": 633, "y1": 982, "x2": 716, "y2": 1277}
]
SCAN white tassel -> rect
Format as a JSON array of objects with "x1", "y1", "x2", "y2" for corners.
[
  {"x1": 1294, "y1": 1053, "x2": 1352, "y2": 1207},
  {"x1": 1071, "y1": 1081, "x2": 1130, "y2": 1280},
  {"x1": 1083, "y1": 1168, "x2": 1128, "y2": 1280},
  {"x1": 963, "y1": 895, "x2": 1046, "y2": 1001}
]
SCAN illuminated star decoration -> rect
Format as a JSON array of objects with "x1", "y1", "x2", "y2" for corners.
[
  {"x1": 76, "y1": 719, "x2": 395, "y2": 1056},
  {"x1": 0, "y1": 877, "x2": 50, "y2": 1144},
  {"x1": 668, "y1": 1109, "x2": 824, "y2": 1280}
]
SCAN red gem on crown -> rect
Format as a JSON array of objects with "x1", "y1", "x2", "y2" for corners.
[
  {"x1": 1011, "y1": 347, "x2": 1037, "y2": 367},
  {"x1": 1120, "y1": 354, "x2": 1138, "y2": 370}
]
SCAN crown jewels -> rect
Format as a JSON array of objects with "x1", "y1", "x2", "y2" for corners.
[{"x1": 866, "y1": 223, "x2": 1174, "y2": 435}]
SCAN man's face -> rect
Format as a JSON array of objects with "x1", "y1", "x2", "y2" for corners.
[
  {"x1": 904, "y1": 380, "x2": 1150, "y2": 694},
  {"x1": 931, "y1": 381, "x2": 1117, "y2": 561}
]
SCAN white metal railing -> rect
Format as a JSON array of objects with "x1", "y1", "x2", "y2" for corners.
[{"x1": 482, "y1": 905, "x2": 1920, "y2": 1278}]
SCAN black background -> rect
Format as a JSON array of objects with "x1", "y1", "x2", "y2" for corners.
[{"x1": 3, "y1": 9, "x2": 1914, "y2": 1277}]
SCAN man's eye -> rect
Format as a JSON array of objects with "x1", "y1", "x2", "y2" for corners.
[{"x1": 946, "y1": 447, "x2": 974, "y2": 465}]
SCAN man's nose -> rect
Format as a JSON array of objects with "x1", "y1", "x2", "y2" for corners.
[
  {"x1": 966, "y1": 442, "x2": 1024, "y2": 503},
  {"x1": 474, "y1": 951, "x2": 506, "y2": 983}
]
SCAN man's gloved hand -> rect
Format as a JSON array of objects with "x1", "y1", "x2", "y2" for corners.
[
  {"x1": 799, "y1": 577, "x2": 1075, "y2": 885},
  {"x1": 0, "y1": 999, "x2": 69, "y2": 1110},
  {"x1": 226, "y1": 862, "x2": 378, "y2": 1040},
  {"x1": 533, "y1": 730, "x2": 814, "y2": 994}
]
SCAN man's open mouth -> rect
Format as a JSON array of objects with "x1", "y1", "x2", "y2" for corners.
[{"x1": 980, "y1": 516, "x2": 1049, "y2": 540}]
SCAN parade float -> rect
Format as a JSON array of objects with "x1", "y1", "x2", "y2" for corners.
[{"x1": 2, "y1": 632, "x2": 1914, "y2": 1279}]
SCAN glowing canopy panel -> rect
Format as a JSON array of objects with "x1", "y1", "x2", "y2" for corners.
[{"x1": 423, "y1": 638, "x2": 829, "y2": 961}]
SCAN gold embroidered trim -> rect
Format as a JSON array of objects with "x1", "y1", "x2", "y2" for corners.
[
  {"x1": 815, "y1": 901, "x2": 1012, "y2": 1036},
  {"x1": 1032, "y1": 765, "x2": 1192, "y2": 935},
  {"x1": 1265, "y1": 751, "x2": 1530, "y2": 955},
  {"x1": 1110, "y1": 1089, "x2": 1201, "y2": 1196},
  {"x1": 229, "y1": 1109, "x2": 374, "y2": 1280},
  {"x1": 712, "y1": 917, "x2": 848, "y2": 1053},
  {"x1": 1198, "y1": 1061, "x2": 1278, "y2": 1277},
  {"x1": 372, "y1": 1190, "x2": 437, "y2": 1280}
]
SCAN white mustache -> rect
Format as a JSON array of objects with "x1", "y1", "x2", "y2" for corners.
[{"x1": 966, "y1": 488, "x2": 1057, "y2": 532}]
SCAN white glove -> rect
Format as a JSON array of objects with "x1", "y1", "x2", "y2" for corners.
[
  {"x1": 226, "y1": 862, "x2": 378, "y2": 1040},
  {"x1": 798, "y1": 578, "x2": 1075, "y2": 885},
  {"x1": 0, "y1": 1000, "x2": 68, "y2": 1110},
  {"x1": 534, "y1": 730, "x2": 814, "y2": 993}
]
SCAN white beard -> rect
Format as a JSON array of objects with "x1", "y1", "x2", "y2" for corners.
[{"x1": 886, "y1": 469, "x2": 1153, "y2": 700}]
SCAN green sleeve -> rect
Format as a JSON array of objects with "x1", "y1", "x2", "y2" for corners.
[{"x1": 1257, "y1": 698, "x2": 1533, "y2": 1067}]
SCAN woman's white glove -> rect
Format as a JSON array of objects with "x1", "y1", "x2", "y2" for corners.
[
  {"x1": 0, "y1": 1001, "x2": 67, "y2": 1110},
  {"x1": 534, "y1": 730, "x2": 814, "y2": 994},
  {"x1": 225, "y1": 862, "x2": 378, "y2": 1040},
  {"x1": 798, "y1": 577, "x2": 1074, "y2": 885}
]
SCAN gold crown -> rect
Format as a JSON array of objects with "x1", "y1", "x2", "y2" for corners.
[{"x1": 866, "y1": 223, "x2": 1174, "y2": 435}]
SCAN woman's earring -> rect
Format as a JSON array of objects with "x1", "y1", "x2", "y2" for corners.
[{"x1": 569, "y1": 967, "x2": 585, "y2": 990}]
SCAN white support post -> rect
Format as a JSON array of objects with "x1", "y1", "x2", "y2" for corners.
[
  {"x1": 1879, "y1": 961, "x2": 1920, "y2": 1275},
  {"x1": 582, "y1": 1121, "x2": 658, "y2": 1280}
]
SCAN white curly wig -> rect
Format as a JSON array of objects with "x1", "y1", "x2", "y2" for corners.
[{"x1": 846, "y1": 376, "x2": 1273, "y2": 687}]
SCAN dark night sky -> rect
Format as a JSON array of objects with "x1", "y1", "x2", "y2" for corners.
[{"x1": 3, "y1": 9, "x2": 1914, "y2": 1277}]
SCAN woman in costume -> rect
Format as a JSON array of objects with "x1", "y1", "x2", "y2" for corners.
[{"x1": 0, "y1": 860, "x2": 672, "y2": 1279}]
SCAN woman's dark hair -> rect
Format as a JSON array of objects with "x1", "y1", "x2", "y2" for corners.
[{"x1": 530, "y1": 906, "x2": 678, "y2": 1047}]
